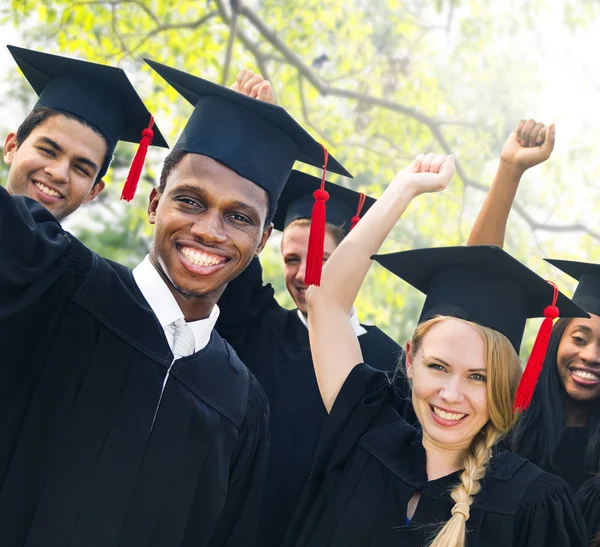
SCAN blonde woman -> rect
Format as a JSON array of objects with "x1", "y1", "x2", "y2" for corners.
[{"x1": 283, "y1": 154, "x2": 587, "y2": 546}]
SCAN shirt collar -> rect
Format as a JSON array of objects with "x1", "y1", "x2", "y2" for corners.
[
  {"x1": 133, "y1": 255, "x2": 220, "y2": 351},
  {"x1": 296, "y1": 307, "x2": 367, "y2": 337}
]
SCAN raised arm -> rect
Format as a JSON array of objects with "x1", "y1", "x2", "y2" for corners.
[
  {"x1": 0, "y1": 185, "x2": 70, "y2": 319},
  {"x1": 306, "y1": 154, "x2": 455, "y2": 411},
  {"x1": 467, "y1": 119, "x2": 555, "y2": 247}
]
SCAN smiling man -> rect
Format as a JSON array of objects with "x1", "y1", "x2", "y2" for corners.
[
  {"x1": 147, "y1": 156, "x2": 270, "y2": 306},
  {"x1": 0, "y1": 59, "x2": 349, "y2": 547},
  {"x1": 137, "y1": 60, "x2": 350, "y2": 320},
  {"x1": 2, "y1": 46, "x2": 167, "y2": 220}
]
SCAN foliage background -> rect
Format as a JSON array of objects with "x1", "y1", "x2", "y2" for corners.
[{"x1": 2, "y1": 0, "x2": 600, "y2": 353}]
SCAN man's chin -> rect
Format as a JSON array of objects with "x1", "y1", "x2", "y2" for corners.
[
  {"x1": 49, "y1": 205, "x2": 68, "y2": 221},
  {"x1": 168, "y1": 271, "x2": 215, "y2": 295},
  {"x1": 34, "y1": 199, "x2": 66, "y2": 220},
  {"x1": 173, "y1": 278, "x2": 221, "y2": 298},
  {"x1": 173, "y1": 265, "x2": 249, "y2": 299}
]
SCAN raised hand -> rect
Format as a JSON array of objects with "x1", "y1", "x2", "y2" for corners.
[
  {"x1": 393, "y1": 153, "x2": 455, "y2": 197},
  {"x1": 500, "y1": 119, "x2": 555, "y2": 172},
  {"x1": 306, "y1": 152, "x2": 455, "y2": 412},
  {"x1": 230, "y1": 69, "x2": 275, "y2": 104}
]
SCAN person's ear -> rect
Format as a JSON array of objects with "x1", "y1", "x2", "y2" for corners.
[
  {"x1": 256, "y1": 223, "x2": 273, "y2": 256},
  {"x1": 148, "y1": 187, "x2": 162, "y2": 224},
  {"x1": 84, "y1": 180, "x2": 106, "y2": 203},
  {"x1": 3, "y1": 132, "x2": 18, "y2": 164}
]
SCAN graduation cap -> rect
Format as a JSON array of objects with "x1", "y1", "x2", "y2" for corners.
[
  {"x1": 273, "y1": 170, "x2": 375, "y2": 232},
  {"x1": 8, "y1": 45, "x2": 168, "y2": 200},
  {"x1": 545, "y1": 259, "x2": 600, "y2": 317},
  {"x1": 372, "y1": 245, "x2": 589, "y2": 411},
  {"x1": 273, "y1": 170, "x2": 374, "y2": 285},
  {"x1": 144, "y1": 58, "x2": 352, "y2": 202}
]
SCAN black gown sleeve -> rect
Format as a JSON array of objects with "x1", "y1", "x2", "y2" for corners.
[
  {"x1": 514, "y1": 472, "x2": 587, "y2": 547},
  {"x1": 208, "y1": 375, "x2": 270, "y2": 547},
  {"x1": 0, "y1": 186, "x2": 70, "y2": 319},
  {"x1": 283, "y1": 363, "x2": 394, "y2": 544},
  {"x1": 576, "y1": 475, "x2": 600, "y2": 545},
  {"x1": 215, "y1": 256, "x2": 279, "y2": 346},
  {"x1": 312, "y1": 363, "x2": 393, "y2": 480}
]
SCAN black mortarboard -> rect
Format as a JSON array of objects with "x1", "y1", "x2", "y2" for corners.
[
  {"x1": 9, "y1": 46, "x2": 168, "y2": 173},
  {"x1": 372, "y1": 245, "x2": 588, "y2": 411},
  {"x1": 545, "y1": 259, "x2": 600, "y2": 317},
  {"x1": 144, "y1": 58, "x2": 352, "y2": 202},
  {"x1": 372, "y1": 245, "x2": 587, "y2": 351},
  {"x1": 273, "y1": 170, "x2": 375, "y2": 233}
]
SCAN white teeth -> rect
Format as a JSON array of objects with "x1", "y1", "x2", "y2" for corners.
[
  {"x1": 181, "y1": 247, "x2": 225, "y2": 267},
  {"x1": 432, "y1": 406, "x2": 466, "y2": 421},
  {"x1": 572, "y1": 369, "x2": 600, "y2": 381},
  {"x1": 34, "y1": 182, "x2": 61, "y2": 198}
]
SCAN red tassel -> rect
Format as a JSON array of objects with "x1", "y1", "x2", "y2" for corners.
[
  {"x1": 304, "y1": 146, "x2": 330, "y2": 287},
  {"x1": 350, "y1": 192, "x2": 367, "y2": 231},
  {"x1": 121, "y1": 116, "x2": 155, "y2": 202},
  {"x1": 513, "y1": 282, "x2": 559, "y2": 412}
]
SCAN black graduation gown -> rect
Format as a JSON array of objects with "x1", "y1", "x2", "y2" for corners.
[
  {"x1": 506, "y1": 426, "x2": 592, "y2": 493},
  {"x1": 576, "y1": 475, "x2": 600, "y2": 545},
  {"x1": 283, "y1": 364, "x2": 588, "y2": 547},
  {"x1": 0, "y1": 187, "x2": 269, "y2": 547},
  {"x1": 216, "y1": 257, "x2": 408, "y2": 547},
  {"x1": 553, "y1": 427, "x2": 591, "y2": 492}
]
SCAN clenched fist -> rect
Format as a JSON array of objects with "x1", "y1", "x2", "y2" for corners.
[
  {"x1": 230, "y1": 69, "x2": 275, "y2": 104},
  {"x1": 500, "y1": 119, "x2": 555, "y2": 172}
]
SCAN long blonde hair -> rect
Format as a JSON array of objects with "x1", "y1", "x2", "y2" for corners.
[{"x1": 408, "y1": 316, "x2": 522, "y2": 547}]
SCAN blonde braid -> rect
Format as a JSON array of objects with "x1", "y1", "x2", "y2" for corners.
[
  {"x1": 410, "y1": 317, "x2": 523, "y2": 547},
  {"x1": 428, "y1": 426, "x2": 499, "y2": 547}
]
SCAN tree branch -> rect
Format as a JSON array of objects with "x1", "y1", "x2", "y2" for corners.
[
  {"x1": 72, "y1": 0, "x2": 600, "y2": 243},
  {"x1": 220, "y1": 1, "x2": 240, "y2": 85},
  {"x1": 129, "y1": 0, "x2": 161, "y2": 26},
  {"x1": 297, "y1": 75, "x2": 334, "y2": 144},
  {"x1": 110, "y1": 4, "x2": 133, "y2": 57},
  {"x1": 213, "y1": 0, "x2": 270, "y2": 82},
  {"x1": 120, "y1": 11, "x2": 219, "y2": 59}
]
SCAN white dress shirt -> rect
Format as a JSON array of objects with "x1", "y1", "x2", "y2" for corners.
[
  {"x1": 133, "y1": 255, "x2": 220, "y2": 354},
  {"x1": 296, "y1": 307, "x2": 367, "y2": 337}
]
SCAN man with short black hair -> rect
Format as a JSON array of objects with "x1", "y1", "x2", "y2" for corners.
[{"x1": 2, "y1": 46, "x2": 167, "y2": 220}]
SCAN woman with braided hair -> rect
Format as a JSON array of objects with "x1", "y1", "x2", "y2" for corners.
[{"x1": 282, "y1": 153, "x2": 587, "y2": 546}]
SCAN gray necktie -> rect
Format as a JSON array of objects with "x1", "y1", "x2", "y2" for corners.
[
  {"x1": 151, "y1": 318, "x2": 195, "y2": 430},
  {"x1": 172, "y1": 318, "x2": 195, "y2": 358}
]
